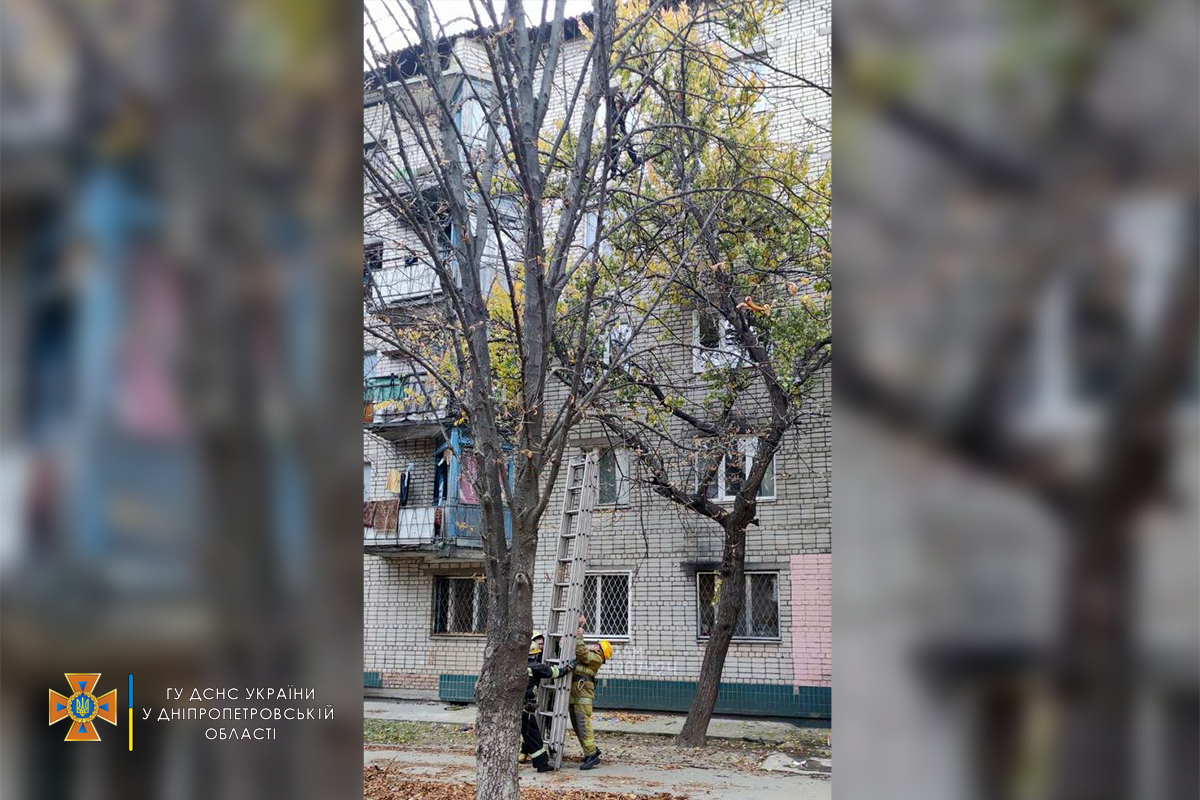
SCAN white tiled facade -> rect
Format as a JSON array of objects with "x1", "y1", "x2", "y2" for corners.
[{"x1": 364, "y1": 0, "x2": 831, "y2": 715}]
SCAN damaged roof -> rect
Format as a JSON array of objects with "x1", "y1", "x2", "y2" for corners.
[{"x1": 364, "y1": 13, "x2": 594, "y2": 90}]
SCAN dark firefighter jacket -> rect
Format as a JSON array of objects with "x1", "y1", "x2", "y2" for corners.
[{"x1": 524, "y1": 655, "x2": 569, "y2": 711}]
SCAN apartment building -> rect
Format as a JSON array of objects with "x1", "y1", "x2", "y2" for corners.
[{"x1": 362, "y1": 0, "x2": 832, "y2": 719}]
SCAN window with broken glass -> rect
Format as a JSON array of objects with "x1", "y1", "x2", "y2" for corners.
[{"x1": 696, "y1": 571, "x2": 780, "y2": 639}]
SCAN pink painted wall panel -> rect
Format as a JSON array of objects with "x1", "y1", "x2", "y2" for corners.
[{"x1": 790, "y1": 553, "x2": 831, "y2": 686}]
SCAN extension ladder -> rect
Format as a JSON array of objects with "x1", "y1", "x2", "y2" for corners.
[{"x1": 535, "y1": 452, "x2": 599, "y2": 769}]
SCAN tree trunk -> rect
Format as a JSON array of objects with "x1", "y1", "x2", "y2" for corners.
[
  {"x1": 677, "y1": 526, "x2": 747, "y2": 746},
  {"x1": 1049, "y1": 514, "x2": 1134, "y2": 800},
  {"x1": 473, "y1": 629, "x2": 526, "y2": 800},
  {"x1": 474, "y1": 515, "x2": 538, "y2": 800},
  {"x1": 1050, "y1": 240, "x2": 1197, "y2": 800}
]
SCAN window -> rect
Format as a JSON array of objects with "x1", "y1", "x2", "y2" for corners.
[
  {"x1": 738, "y1": 57, "x2": 772, "y2": 114},
  {"x1": 698, "y1": 438, "x2": 775, "y2": 501},
  {"x1": 696, "y1": 571, "x2": 780, "y2": 639},
  {"x1": 438, "y1": 219, "x2": 458, "y2": 272},
  {"x1": 582, "y1": 211, "x2": 613, "y2": 257},
  {"x1": 583, "y1": 211, "x2": 597, "y2": 248},
  {"x1": 602, "y1": 323, "x2": 632, "y2": 366},
  {"x1": 432, "y1": 576, "x2": 487, "y2": 634},
  {"x1": 364, "y1": 461, "x2": 373, "y2": 502},
  {"x1": 454, "y1": 78, "x2": 497, "y2": 149},
  {"x1": 364, "y1": 241, "x2": 384, "y2": 282},
  {"x1": 581, "y1": 572, "x2": 631, "y2": 639},
  {"x1": 692, "y1": 309, "x2": 742, "y2": 372},
  {"x1": 363, "y1": 350, "x2": 379, "y2": 380},
  {"x1": 596, "y1": 448, "x2": 630, "y2": 506},
  {"x1": 364, "y1": 139, "x2": 389, "y2": 193}
]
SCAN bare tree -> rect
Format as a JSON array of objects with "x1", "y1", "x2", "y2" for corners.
[{"x1": 360, "y1": 1, "x2": 667, "y2": 797}]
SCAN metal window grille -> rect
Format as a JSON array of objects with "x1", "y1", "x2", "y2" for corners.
[
  {"x1": 433, "y1": 576, "x2": 487, "y2": 634},
  {"x1": 581, "y1": 573, "x2": 630, "y2": 638},
  {"x1": 696, "y1": 571, "x2": 780, "y2": 639},
  {"x1": 747, "y1": 573, "x2": 780, "y2": 637}
]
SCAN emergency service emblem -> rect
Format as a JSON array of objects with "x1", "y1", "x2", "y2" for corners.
[{"x1": 49, "y1": 673, "x2": 118, "y2": 742}]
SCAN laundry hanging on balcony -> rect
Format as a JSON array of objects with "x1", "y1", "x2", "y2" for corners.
[
  {"x1": 373, "y1": 499, "x2": 400, "y2": 532},
  {"x1": 386, "y1": 468, "x2": 403, "y2": 494},
  {"x1": 363, "y1": 500, "x2": 377, "y2": 527},
  {"x1": 364, "y1": 374, "x2": 429, "y2": 418},
  {"x1": 399, "y1": 463, "x2": 412, "y2": 506}
]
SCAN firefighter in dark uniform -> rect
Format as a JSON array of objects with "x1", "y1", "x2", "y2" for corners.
[{"x1": 522, "y1": 631, "x2": 574, "y2": 772}]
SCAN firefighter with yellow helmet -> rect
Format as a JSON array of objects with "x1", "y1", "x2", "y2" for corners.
[{"x1": 570, "y1": 615, "x2": 613, "y2": 770}]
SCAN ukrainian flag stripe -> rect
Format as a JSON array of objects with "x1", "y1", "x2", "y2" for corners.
[{"x1": 128, "y1": 674, "x2": 133, "y2": 751}]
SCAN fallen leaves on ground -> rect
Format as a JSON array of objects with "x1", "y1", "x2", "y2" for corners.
[
  {"x1": 364, "y1": 767, "x2": 689, "y2": 800},
  {"x1": 364, "y1": 720, "x2": 830, "y2": 773}
]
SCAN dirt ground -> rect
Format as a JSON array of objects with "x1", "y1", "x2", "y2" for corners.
[
  {"x1": 365, "y1": 718, "x2": 831, "y2": 800},
  {"x1": 365, "y1": 767, "x2": 693, "y2": 800}
]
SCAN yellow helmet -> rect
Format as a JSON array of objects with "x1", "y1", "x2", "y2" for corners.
[
  {"x1": 530, "y1": 630, "x2": 544, "y2": 655},
  {"x1": 598, "y1": 640, "x2": 613, "y2": 660}
]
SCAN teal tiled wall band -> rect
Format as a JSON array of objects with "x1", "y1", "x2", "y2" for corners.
[{"x1": 434, "y1": 674, "x2": 829, "y2": 720}]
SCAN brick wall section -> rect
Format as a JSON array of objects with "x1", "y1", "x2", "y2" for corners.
[
  {"x1": 766, "y1": 0, "x2": 831, "y2": 164},
  {"x1": 789, "y1": 553, "x2": 831, "y2": 686},
  {"x1": 364, "y1": 555, "x2": 488, "y2": 676},
  {"x1": 381, "y1": 672, "x2": 437, "y2": 690},
  {"x1": 363, "y1": 435, "x2": 436, "y2": 504}
]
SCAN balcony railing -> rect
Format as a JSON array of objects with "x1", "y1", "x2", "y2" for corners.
[
  {"x1": 363, "y1": 374, "x2": 449, "y2": 438},
  {"x1": 366, "y1": 262, "x2": 442, "y2": 304},
  {"x1": 363, "y1": 502, "x2": 512, "y2": 552}
]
